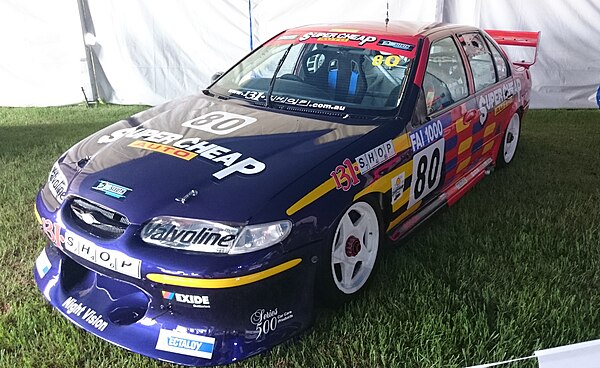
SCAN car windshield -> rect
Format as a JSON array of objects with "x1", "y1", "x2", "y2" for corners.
[{"x1": 210, "y1": 39, "x2": 414, "y2": 117}]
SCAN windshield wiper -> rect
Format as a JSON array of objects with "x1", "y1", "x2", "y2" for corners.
[{"x1": 264, "y1": 43, "x2": 294, "y2": 108}]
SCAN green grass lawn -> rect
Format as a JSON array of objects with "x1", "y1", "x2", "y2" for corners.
[{"x1": 0, "y1": 106, "x2": 599, "y2": 368}]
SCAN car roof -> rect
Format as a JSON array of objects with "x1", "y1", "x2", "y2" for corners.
[{"x1": 287, "y1": 21, "x2": 479, "y2": 39}]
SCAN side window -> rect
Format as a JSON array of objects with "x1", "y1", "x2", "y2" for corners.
[
  {"x1": 459, "y1": 33, "x2": 497, "y2": 92},
  {"x1": 423, "y1": 37, "x2": 468, "y2": 116},
  {"x1": 487, "y1": 38, "x2": 509, "y2": 80}
]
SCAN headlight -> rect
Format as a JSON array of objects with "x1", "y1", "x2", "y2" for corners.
[
  {"x1": 229, "y1": 221, "x2": 292, "y2": 254},
  {"x1": 47, "y1": 161, "x2": 68, "y2": 204},
  {"x1": 141, "y1": 217, "x2": 292, "y2": 254}
]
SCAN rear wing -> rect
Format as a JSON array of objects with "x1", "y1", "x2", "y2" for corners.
[{"x1": 485, "y1": 30, "x2": 540, "y2": 68}]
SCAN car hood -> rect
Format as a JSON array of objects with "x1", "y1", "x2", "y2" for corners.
[{"x1": 62, "y1": 95, "x2": 378, "y2": 224}]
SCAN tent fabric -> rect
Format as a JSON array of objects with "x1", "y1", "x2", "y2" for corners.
[{"x1": 0, "y1": 0, "x2": 598, "y2": 108}]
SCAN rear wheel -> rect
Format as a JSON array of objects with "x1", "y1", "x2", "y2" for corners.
[
  {"x1": 319, "y1": 199, "x2": 382, "y2": 305},
  {"x1": 498, "y1": 112, "x2": 521, "y2": 167}
]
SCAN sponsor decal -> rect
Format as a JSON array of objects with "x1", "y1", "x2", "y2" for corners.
[
  {"x1": 494, "y1": 96, "x2": 514, "y2": 116},
  {"x1": 391, "y1": 173, "x2": 405, "y2": 204},
  {"x1": 41, "y1": 218, "x2": 141, "y2": 278},
  {"x1": 142, "y1": 221, "x2": 237, "y2": 252},
  {"x1": 356, "y1": 140, "x2": 396, "y2": 174},
  {"x1": 299, "y1": 32, "x2": 377, "y2": 46},
  {"x1": 155, "y1": 329, "x2": 215, "y2": 359},
  {"x1": 48, "y1": 162, "x2": 68, "y2": 203},
  {"x1": 250, "y1": 308, "x2": 293, "y2": 340},
  {"x1": 62, "y1": 296, "x2": 108, "y2": 332},
  {"x1": 227, "y1": 89, "x2": 347, "y2": 111},
  {"x1": 162, "y1": 291, "x2": 210, "y2": 309},
  {"x1": 91, "y1": 180, "x2": 132, "y2": 200},
  {"x1": 182, "y1": 111, "x2": 257, "y2": 136},
  {"x1": 277, "y1": 34, "x2": 298, "y2": 40},
  {"x1": 377, "y1": 39, "x2": 414, "y2": 51},
  {"x1": 98, "y1": 127, "x2": 265, "y2": 179},
  {"x1": 409, "y1": 120, "x2": 444, "y2": 153},
  {"x1": 478, "y1": 79, "x2": 522, "y2": 124},
  {"x1": 35, "y1": 248, "x2": 52, "y2": 278},
  {"x1": 331, "y1": 158, "x2": 360, "y2": 191},
  {"x1": 128, "y1": 141, "x2": 197, "y2": 161}
]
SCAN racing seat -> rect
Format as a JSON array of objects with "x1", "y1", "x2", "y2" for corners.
[{"x1": 303, "y1": 49, "x2": 367, "y2": 104}]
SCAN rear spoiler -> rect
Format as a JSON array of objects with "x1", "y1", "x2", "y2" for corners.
[{"x1": 485, "y1": 30, "x2": 540, "y2": 68}]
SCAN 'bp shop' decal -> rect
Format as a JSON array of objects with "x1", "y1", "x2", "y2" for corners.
[
  {"x1": 478, "y1": 79, "x2": 522, "y2": 124},
  {"x1": 250, "y1": 308, "x2": 294, "y2": 340},
  {"x1": 42, "y1": 218, "x2": 141, "y2": 279},
  {"x1": 356, "y1": 140, "x2": 396, "y2": 174},
  {"x1": 408, "y1": 120, "x2": 445, "y2": 208},
  {"x1": 97, "y1": 127, "x2": 265, "y2": 179}
]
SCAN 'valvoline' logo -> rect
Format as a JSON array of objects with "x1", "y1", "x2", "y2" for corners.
[{"x1": 91, "y1": 180, "x2": 132, "y2": 200}]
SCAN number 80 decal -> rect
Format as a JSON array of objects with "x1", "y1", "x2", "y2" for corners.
[
  {"x1": 182, "y1": 111, "x2": 257, "y2": 135},
  {"x1": 408, "y1": 138, "x2": 445, "y2": 208}
]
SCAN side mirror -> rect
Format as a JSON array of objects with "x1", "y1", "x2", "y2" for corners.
[{"x1": 210, "y1": 72, "x2": 224, "y2": 83}]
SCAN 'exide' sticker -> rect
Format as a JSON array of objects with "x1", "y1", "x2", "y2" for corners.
[
  {"x1": 41, "y1": 218, "x2": 141, "y2": 279},
  {"x1": 162, "y1": 291, "x2": 210, "y2": 309},
  {"x1": 97, "y1": 127, "x2": 265, "y2": 179}
]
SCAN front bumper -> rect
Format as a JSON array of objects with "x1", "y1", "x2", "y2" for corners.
[{"x1": 34, "y1": 194, "x2": 319, "y2": 366}]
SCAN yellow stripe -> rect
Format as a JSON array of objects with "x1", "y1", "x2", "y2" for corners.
[
  {"x1": 146, "y1": 258, "x2": 302, "y2": 289},
  {"x1": 286, "y1": 179, "x2": 337, "y2": 216},
  {"x1": 387, "y1": 200, "x2": 421, "y2": 231},
  {"x1": 34, "y1": 203, "x2": 42, "y2": 224},
  {"x1": 455, "y1": 117, "x2": 469, "y2": 133},
  {"x1": 482, "y1": 140, "x2": 495, "y2": 154},
  {"x1": 353, "y1": 161, "x2": 412, "y2": 202},
  {"x1": 484, "y1": 122, "x2": 497, "y2": 138},
  {"x1": 456, "y1": 156, "x2": 471, "y2": 173},
  {"x1": 286, "y1": 134, "x2": 412, "y2": 216},
  {"x1": 458, "y1": 137, "x2": 473, "y2": 155}
]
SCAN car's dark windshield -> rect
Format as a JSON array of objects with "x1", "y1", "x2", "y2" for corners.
[{"x1": 210, "y1": 39, "x2": 414, "y2": 117}]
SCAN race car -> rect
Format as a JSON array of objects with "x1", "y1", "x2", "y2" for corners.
[{"x1": 34, "y1": 21, "x2": 539, "y2": 366}]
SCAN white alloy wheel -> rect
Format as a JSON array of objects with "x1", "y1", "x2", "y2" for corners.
[
  {"x1": 330, "y1": 201, "x2": 380, "y2": 295},
  {"x1": 502, "y1": 113, "x2": 520, "y2": 164}
]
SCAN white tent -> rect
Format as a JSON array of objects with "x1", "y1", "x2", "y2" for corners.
[{"x1": 1, "y1": 0, "x2": 598, "y2": 108}]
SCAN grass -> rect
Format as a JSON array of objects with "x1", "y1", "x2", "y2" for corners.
[{"x1": 0, "y1": 106, "x2": 599, "y2": 367}]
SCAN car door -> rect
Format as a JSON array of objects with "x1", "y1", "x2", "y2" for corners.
[
  {"x1": 404, "y1": 35, "x2": 475, "y2": 212},
  {"x1": 457, "y1": 32, "x2": 514, "y2": 168}
]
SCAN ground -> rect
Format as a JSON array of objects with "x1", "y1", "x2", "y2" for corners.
[{"x1": 0, "y1": 106, "x2": 598, "y2": 367}]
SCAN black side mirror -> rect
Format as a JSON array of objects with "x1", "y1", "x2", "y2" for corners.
[{"x1": 210, "y1": 72, "x2": 224, "y2": 83}]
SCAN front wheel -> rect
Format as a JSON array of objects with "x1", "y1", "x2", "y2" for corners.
[{"x1": 318, "y1": 199, "x2": 382, "y2": 306}]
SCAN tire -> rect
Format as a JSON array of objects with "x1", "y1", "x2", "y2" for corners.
[
  {"x1": 497, "y1": 112, "x2": 521, "y2": 167},
  {"x1": 318, "y1": 199, "x2": 383, "y2": 306}
]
